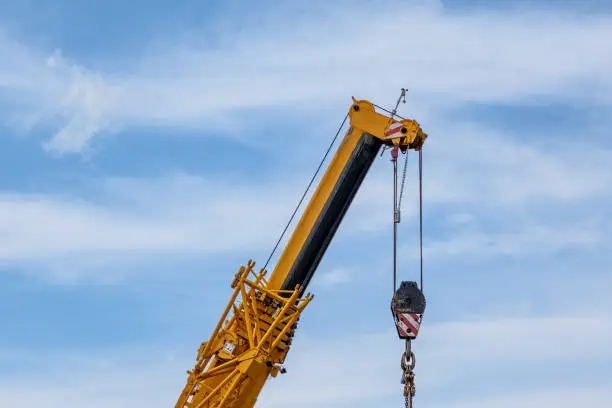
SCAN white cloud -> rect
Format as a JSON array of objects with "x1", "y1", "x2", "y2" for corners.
[
  {"x1": 415, "y1": 222, "x2": 606, "y2": 260},
  {"x1": 1, "y1": 3, "x2": 612, "y2": 153},
  {"x1": 1, "y1": 116, "x2": 610, "y2": 282},
  {"x1": 0, "y1": 169, "x2": 406, "y2": 283},
  {"x1": 0, "y1": 38, "x2": 120, "y2": 153},
  {"x1": 419, "y1": 314, "x2": 612, "y2": 370},
  {"x1": 262, "y1": 312, "x2": 612, "y2": 406},
  {"x1": 429, "y1": 387, "x2": 612, "y2": 408},
  {"x1": 313, "y1": 267, "x2": 353, "y2": 288},
  {"x1": 421, "y1": 121, "x2": 612, "y2": 206},
  {"x1": 445, "y1": 213, "x2": 473, "y2": 225},
  {"x1": 1, "y1": 4, "x2": 610, "y2": 408},
  {"x1": 0, "y1": 352, "x2": 184, "y2": 408},
  {"x1": 0, "y1": 174, "x2": 300, "y2": 281},
  {"x1": 2, "y1": 311, "x2": 610, "y2": 408},
  {"x1": 340, "y1": 121, "x2": 612, "y2": 243}
]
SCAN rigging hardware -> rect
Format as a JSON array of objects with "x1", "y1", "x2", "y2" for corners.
[
  {"x1": 385, "y1": 88, "x2": 427, "y2": 408},
  {"x1": 174, "y1": 95, "x2": 428, "y2": 408},
  {"x1": 401, "y1": 341, "x2": 416, "y2": 408}
]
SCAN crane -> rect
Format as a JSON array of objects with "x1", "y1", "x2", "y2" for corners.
[{"x1": 175, "y1": 96, "x2": 428, "y2": 408}]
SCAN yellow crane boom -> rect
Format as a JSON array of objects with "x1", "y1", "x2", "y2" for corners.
[{"x1": 175, "y1": 98, "x2": 427, "y2": 408}]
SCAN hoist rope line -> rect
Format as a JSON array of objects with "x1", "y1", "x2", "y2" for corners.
[
  {"x1": 419, "y1": 148, "x2": 424, "y2": 293},
  {"x1": 263, "y1": 113, "x2": 349, "y2": 271},
  {"x1": 393, "y1": 150, "x2": 409, "y2": 294},
  {"x1": 373, "y1": 103, "x2": 408, "y2": 121},
  {"x1": 393, "y1": 155, "x2": 398, "y2": 293}
]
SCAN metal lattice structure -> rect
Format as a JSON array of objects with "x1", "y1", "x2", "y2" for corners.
[{"x1": 175, "y1": 260, "x2": 313, "y2": 408}]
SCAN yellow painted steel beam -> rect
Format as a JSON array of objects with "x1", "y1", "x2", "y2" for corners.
[
  {"x1": 266, "y1": 99, "x2": 426, "y2": 290},
  {"x1": 174, "y1": 99, "x2": 427, "y2": 408}
]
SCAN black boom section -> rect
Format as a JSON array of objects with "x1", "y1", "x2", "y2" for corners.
[{"x1": 281, "y1": 131, "x2": 382, "y2": 292}]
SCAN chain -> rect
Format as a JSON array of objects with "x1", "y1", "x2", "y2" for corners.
[
  {"x1": 404, "y1": 369, "x2": 415, "y2": 408},
  {"x1": 397, "y1": 150, "x2": 409, "y2": 214},
  {"x1": 390, "y1": 88, "x2": 408, "y2": 293},
  {"x1": 401, "y1": 341, "x2": 416, "y2": 408}
]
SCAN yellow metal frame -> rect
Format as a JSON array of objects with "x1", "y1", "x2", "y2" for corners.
[
  {"x1": 174, "y1": 99, "x2": 427, "y2": 408},
  {"x1": 175, "y1": 260, "x2": 313, "y2": 408},
  {"x1": 267, "y1": 99, "x2": 426, "y2": 290},
  {"x1": 348, "y1": 98, "x2": 426, "y2": 151}
]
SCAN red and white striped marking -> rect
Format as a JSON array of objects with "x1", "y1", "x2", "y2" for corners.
[
  {"x1": 395, "y1": 313, "x2": 422, "y2": 339},
  {"x1": 385, "y1": 121, "x2": 404, "y2": 139}
]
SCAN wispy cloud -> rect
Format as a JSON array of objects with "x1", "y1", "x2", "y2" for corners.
[
  {"x1": 2, "y1": 310, "x2": 609, "y2": 407},
  {"x1": 313, "y1": 267, "x2": 353, "y2": 288},
  {"x1": 0, "y1": 174, "x2": 298, "y2": 281},
  {"x1": 429, "y1": 387, "x2": 612, "y2": 408},
  {"x1": 2, "y1": 3, "x2": 610, "y2": 408},
  {"x1": 263, "y1": 311, "x2": 612, "y2": 406},
  {"x1": 2, "y1": 115, "x2": 610, "y2": 282},
  {"x1": 0, "y1": 349, "x2": 183, "y2": 408},
  {"x1": 1, "y1": 3, "x2": 612, "y2": 153},
  {"x1": 415, "y1": 222, "x2": 605, "y2": 259},
  {"x1": 422, "y1": 121, "x2": 612, "y2": 206}
]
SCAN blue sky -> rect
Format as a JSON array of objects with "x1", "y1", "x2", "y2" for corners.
[{"x1": 1, "y1": 0, "x2": 611, "y2": 407}]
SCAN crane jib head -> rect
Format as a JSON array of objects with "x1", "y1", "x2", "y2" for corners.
[{"x1": 391, "y1": 281, "x2": 426, "y2": 340}]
